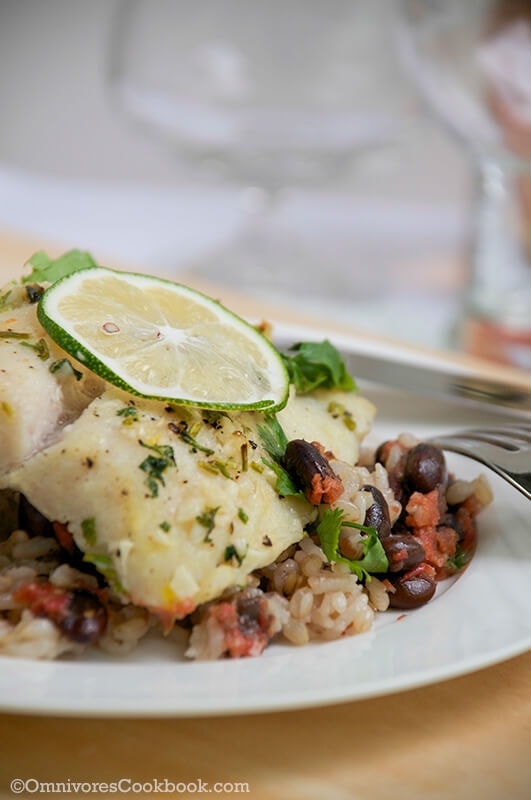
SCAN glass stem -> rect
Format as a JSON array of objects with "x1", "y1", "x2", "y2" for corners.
[{"x1": 469, "y1": 158, "x2": 526, "y2": 317}]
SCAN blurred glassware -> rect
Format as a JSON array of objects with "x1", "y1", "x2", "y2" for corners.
[
  {"x1": 107, "y1": 0, "x2": 413, "y2": 310},
  {"x1": 397, "y1": 0, "x2": 531, "y2": 369}
]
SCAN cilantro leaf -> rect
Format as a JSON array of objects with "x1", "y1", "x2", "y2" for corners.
[
  {"x1": 262, "y1": 457, "x2": 302, "y2": 498},
  {"x1": 317, "y1": 508, "x2": 388, "y2": 581},
  {"x1": 23, "y1": 250, "x2": 97, "y2": 285},
  {"x1": 281, "y1": 340, "x2": 356, "y2": 394},
  {"x1": 257, "y1": 414, "x2": 288, "y2": 462},
  {"x1": 256, "y1": 415, "x2": 300, "y2": 496}
]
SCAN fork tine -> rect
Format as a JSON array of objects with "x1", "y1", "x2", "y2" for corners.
[
  {"x1": 446, "y1": 430, "x2": 525, "y2": 451},
  {"x1": 482, "y1": 425, "x2": 531, "y2": 443},
  {"x1": 428, "y1": 425, "x2": 531, "y2": 501}
]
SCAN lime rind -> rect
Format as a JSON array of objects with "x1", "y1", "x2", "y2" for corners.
[{"x1": 37, "y1": 266, "x2": 290, "y2": 412}]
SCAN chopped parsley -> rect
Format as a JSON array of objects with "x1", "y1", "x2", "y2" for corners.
[
  {"x1": 116, "y1": 406, "x2": 139, "y2": 423},
  {"x1": 20, "y1": 337, "x2": 49, "y2": 361},
  {"x1": 317, "y1": 508, "x2": 388, "y2": 582},
  {"x1": 1, "y1": 332, "x2": 50, "y2": 361},
  {"x1": 281, "y1": 340, "x2": 356, "y2": 394},
  {"x1": 224, "y1": 544, "x2": 245, "y2": 566},
  {"x1": 198, "y1": 458, "x2": 234, "y2": 478},
  {"x1": 81, "y1": 517, "x2": 97, "y2": 547},
  {"x1": 238, "y1": 507, "x2": 249, "y2": 524},
  {"x1": 138, "y1": 440, "x2": 176, "y2": 497},
  {"x1": 168, "y1": 420, "x2": 214, "y2": 455},
  {"x1": 196, "y1": 506, "x2": 220, "y2": 541}
]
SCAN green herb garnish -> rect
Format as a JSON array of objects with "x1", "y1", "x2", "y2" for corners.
[
  {"x1": 0, "y1": 290, "x2": 13, "y2": 312},
  {"x1": 198, "y1": 458, "x2": 234, "y2": 478},
  {"x1": 224, "y1": 544, "x2": 244, "y2": 566},
  {"x1": 139, "y1": 441, "x2": 176, "y2": 497},
  {"x1": 282, "y1": 340, "x2": 356, "y2": 394},
  {"x1": 81, "y1": 517, "x2": 97, "y2": 547},
  {"x1": 116, "y1": 406, "x2": 139, "y2": 424},
  {"x1": 446, "y1": 544, "x2": 470, "y2": 572},
  {"x1": 20, "y1": 337, "x2": 49, "y2": 361},
  {"x1": 0, "y1": 331, "x2": 31, "y2": 340},
  {"x1": 257, "y1": 415, "x2": 302, "y2": 496},
  {"x1": 262, "y1": 458, "x2": 302, "y2": 498},
  {"x1": 196, "y1": 506, "x2": 220, "y2": 541},
  {"x1": 317, "y1": 508, "x2": 388, "y2": 582},
  {"x1": 23, "y1": 250, "x2": 97, "y2": 285},
  {"x1": 257, "y1": 415, "x2": 288, "y2": 462},
  {"x1": 168, "y1": 420, "x2": 214, "y2": 455}
]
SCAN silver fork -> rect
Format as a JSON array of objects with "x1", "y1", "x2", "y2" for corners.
[{"x1": 428, "y1": 423, "x2": 531, "y2": 501}]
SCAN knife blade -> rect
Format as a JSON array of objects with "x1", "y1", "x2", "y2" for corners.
[{"x1": 341, "y1": 350, "x2": 531, "y2": 415}]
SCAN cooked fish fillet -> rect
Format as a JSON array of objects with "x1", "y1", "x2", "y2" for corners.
[
  {"x1": 0, "y1": 285, "x2": 102, "y2": 475},
  {"x1": 2, "y1": 386, "x2": 375, "y2": 619}
]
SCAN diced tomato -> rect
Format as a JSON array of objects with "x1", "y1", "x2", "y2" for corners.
[
  {"x1": 405, "y1": 489, "x2": 441, "y2": 528},
  {"x1": 209, "y1": 602, "x2": 265, "y2": 658},
  {"x1": 415, "y1": 526, "x2": 458, "y2": 573},
  {"x1": 13, "y1": 580, "x2": 70, "y2": 618}
]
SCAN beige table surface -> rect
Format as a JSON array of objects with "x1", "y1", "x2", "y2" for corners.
[{"x1": 0, "y1": 231, "x2": 530, "y2": 800}]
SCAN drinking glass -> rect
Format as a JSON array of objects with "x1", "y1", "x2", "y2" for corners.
[
  {"x1": 107, "y1": 0, "x2": 409, "y2": 311},
  {"x1": 397, "y1": 0, "x2": 531, "y2": 368}
]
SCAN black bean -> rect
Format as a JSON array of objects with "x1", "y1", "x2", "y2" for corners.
[
  {"x1": 362, "y1": 485, "x2": 392, "y2": 538},
  {"x1": 404, "y1": 443, "x2": 447, "y2": 493},
  {"x1": 283, "y1": 439, "x2": 343, "y2": 504},
  {"x1": 381, "y1": 534, "x2": 425, "y2": 572},
  {"x1": 58, "y1": 590, "x2": 107, "y2": 644},
  {"x1": 236, "y1": 589, "x2": 266, "y2": 635},
  {"x1": 388, "y1": 573, "x2": 436, "y2": 609}
]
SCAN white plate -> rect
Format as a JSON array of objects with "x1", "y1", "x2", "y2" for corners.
[{"x1": 1, "y1": 323, "x2": 530, "y2": 717}]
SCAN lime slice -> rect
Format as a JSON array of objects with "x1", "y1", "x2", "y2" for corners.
[{"x1": 37, "y1": 267, "x2": 289, "y2": 411}]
